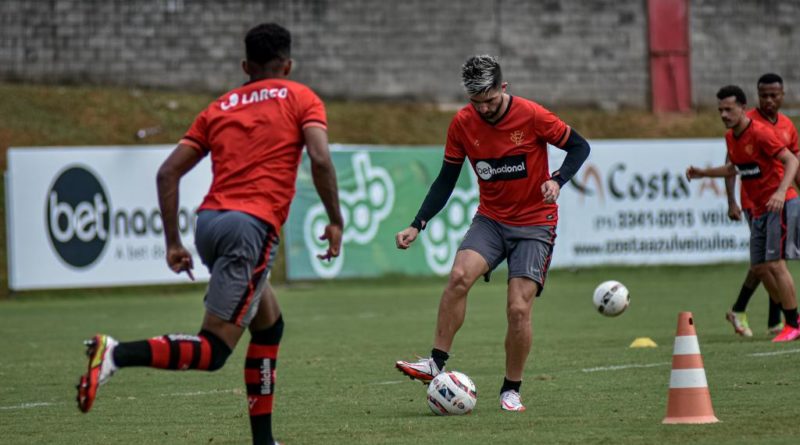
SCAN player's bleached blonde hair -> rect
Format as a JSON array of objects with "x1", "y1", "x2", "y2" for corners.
[{"x1": 461, "y1": 55, "x2": 503, "y2": 96}]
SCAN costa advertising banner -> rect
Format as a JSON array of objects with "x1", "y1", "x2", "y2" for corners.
[
  {"x1": 6, "y1": 146, "x2": 212, "y2": 290},
  {"x1": 286, "y1": 140, "x2": 749, "y2": 280},
  {"x1": 553, "y1": 139, "x2": 749, "y2": 267}
]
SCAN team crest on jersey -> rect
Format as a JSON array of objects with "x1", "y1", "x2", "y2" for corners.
[
  {"x1": 744, "y1": 144, "x2": 753, "y2": 155},
  {"x1": 510, "y1": 130, "x2": 525, "y2": 146},
  {"x1": 473, "y1": 154, "x2": 527, "y2": 181}
]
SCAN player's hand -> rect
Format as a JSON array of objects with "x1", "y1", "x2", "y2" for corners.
[
  {"x1": 166, "y1": 243, "x2": 195, "y2": 281},
  {"x1": 396, "y1": 227, "x2": 420, "y2": 250},
  {"x1": 766, "y1": 191, "x2": 786, "y2": 213},
  {"x1": 317, "y1": 223, "x2": 343, "y2": 261},
  {"x1": 685, "y1": 166, "x2": 703, "y2": 181},
  {"x1": 727, "y1": 203, "x2": 742, "y2": 221},
  {"x1": 541, "y1": 180, "x2": 560, "y2": 204}
]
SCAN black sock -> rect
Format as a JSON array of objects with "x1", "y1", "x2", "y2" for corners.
[
  {"x1": 768, "y1": 298, "x2": 783, "y2": 327},
  {"x1": 732, "y1": 284, "x2": 757, "y2": 313},
  {"x1": 782, "y1": 308, "x2": 799, "y2": 328},
  {"x1": 500, "y1": 378, "x2": 522, "y2": 394},
  {"x1": 431, "y1": 348, "x2": 449, "y2": 370},
  {"x1": 112, "y1": 341, "x2": 152, "y2": 368}
]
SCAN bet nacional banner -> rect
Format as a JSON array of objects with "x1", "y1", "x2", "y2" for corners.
[
  {"x1": 6, "y1": 146, "x2": 212, "y2": 290},
  {"x1": 285, "y1": 140, "x2": 750, "y2": 280}
]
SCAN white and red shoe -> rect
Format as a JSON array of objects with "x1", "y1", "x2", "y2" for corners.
[
  {"x1": 395, "y1": 357, "x2": 441, "y2": 384},
  {"x1": 500, "y1": 390, "x2": 526, "y2": 412}
]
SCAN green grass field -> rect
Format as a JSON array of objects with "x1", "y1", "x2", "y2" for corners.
[{"x1": 2, "y1": 263, "x2": 800, "y2": 444}]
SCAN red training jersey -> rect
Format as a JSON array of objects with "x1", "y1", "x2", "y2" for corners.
[
  {"x1": 444, "y1": 96, "x2": 571, "y2": 226},
  {"x1": 726, "y1": 119, "x2": 797, "y2": 218},
  {"x1": 738, "y1": 109, "x2": 799, "y2": 211},
  {"x1": 181, "y1": 78, "x2": 327, "y2": 232}
]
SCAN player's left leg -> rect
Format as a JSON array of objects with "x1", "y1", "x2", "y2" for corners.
[
  {"x1": 499, "y1": 224, "x2": 556, "y2": 412},
  {"x1": 755, "y1": 260, "x2": 800, "y2": 342},
  {"x1": 501, "y1": 277, "x2": 538, "y2": 412},
  {"x1": 245, "y1": 284, "x2": 283, "y2": 445}
]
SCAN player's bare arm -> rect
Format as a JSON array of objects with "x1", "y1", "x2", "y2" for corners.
[
  {"x1": 304, "y1": 126, "x2": 344, "y2": 260},
  {"x1": 397, "y1": 160, "x2": 462, "y2": 250},
  {"x1": 766, "y1": 148, "x2": 799, "y2": 213},
  {"x1": 685, "y1": 163, "x2": 736, "y2": 180},
  {"x1": 156, "y1": 143, "x2": 204, "y2": 280},
  {"x1": 722, "y1": 154, "x2": 741, "y2": 220}
]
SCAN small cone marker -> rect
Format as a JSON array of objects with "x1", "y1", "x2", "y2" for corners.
[
  {"x1": 629, "y1": 337, "x2": 657, "y2": 348},
  {"x1": 663, "y1": 312, "x2": 719, "y2": 424}
]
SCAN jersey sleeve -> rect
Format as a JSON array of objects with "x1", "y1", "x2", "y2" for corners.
[
  {"x1": 179, "y1": 108, "x2": 211, "y2": 156},
  {"x1": 532, "y1": 103, "x2": 571, "y2": 147},
  {"x1": 300, "y1": 89, "x2": 327, "y2": 131},
  {"x1": 444, "y1": 118, "x2": 466, "y2": 164},
  {"x1": 789, "y1": 126, "x2": 799, "y2": 155},
  {"x1": 760, "y1": 126, "x2": 787, "y2": 157}
]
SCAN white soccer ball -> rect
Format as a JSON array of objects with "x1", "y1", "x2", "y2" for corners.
[
  {"x1": 426, "y1": 371, "x2": 477, "y2": 416},
  {"x1": 593, "y1": 280, "x2": 630, "y2": 317}
]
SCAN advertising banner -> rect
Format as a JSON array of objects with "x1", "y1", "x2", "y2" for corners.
[
  {"x1": 286, "y1": 140, "x2": 748, "y2": 280},
  {"x1": 6, "y1": 146, "x2": 212, "y2": 290},
  {"x1": 554, "y1": 139, "x2": 748, "y2": 267},
  {"x1": 8, "y1": 140, "x2": 748, "y2": 287},
  {"x1": 284, "y1": 146, "x2": 479, "y2": 280}
]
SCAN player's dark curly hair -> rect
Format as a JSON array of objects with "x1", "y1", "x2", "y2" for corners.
[
  {"x1": 245, "y1": 23, "x2": 291, "y2": 65},
  {"x1": 716, "y1": 85, "x2": 747, "y2": 105},
  {"x1": 757, "y1": 73, "x2": 783, "y2": 87}
]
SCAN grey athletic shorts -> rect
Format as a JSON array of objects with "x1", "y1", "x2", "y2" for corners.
[
  {"x1": 458, "y1": 214, "x2": 556, "y2": 296},
  {"x1": 195, "y1": 210, "x2": 279, "y2": 327},
  {"x1": 749, "y1": 198, "x2": 800, "y2": 265}
]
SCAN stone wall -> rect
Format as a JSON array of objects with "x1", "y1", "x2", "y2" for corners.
[{"x1": 1, "y1": 0, "x2": 797, "y2": 107}]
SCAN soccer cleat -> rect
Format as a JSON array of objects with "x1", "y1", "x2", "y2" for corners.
[
  {"x1": 500, "y1": 390, "x2": 526, "y2": 412},
  {"x1": 771, "y1": 325, "x2": 800, "y2": 343},
  {"x1": 725, "y1": 311, "x2": 753, "y2": 337},
  {"x1": 76, "y1": 334, "x2": 119, "y2": 413},
  {"x1": 768, "y1": 322, "x2": 784, "y2": 335},
  {"x1": 395, "y1": 357, "x2": 441, "y2": 384}
]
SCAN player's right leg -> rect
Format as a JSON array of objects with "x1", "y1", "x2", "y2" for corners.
[
  {"x1": 395, "y1": 249, "x2": 489, "y2": 383},
  {"x1": 76, "y1": 210, "x2": 268, "y2": 413},
  {"x1": 396, "y1": 216, "x2": 500, "y2": 383}
]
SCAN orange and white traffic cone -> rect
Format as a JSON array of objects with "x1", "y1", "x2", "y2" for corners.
[{"x1": 663, "y1": 312, "x2": 719, "y2": 424}]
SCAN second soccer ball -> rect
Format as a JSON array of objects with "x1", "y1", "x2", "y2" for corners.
[{"x1": 593, "y1": 280, "x2": 630, "y2": 317}]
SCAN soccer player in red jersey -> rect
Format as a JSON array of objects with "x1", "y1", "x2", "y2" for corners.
[
  {"x1": 687, "y1": 85, "x2": 800, "y2": 342},
  {"x1": 394, "y1": 55, "x2": 590, "y2": 411},
  {"x1": 724, "y1": 74, "x2": 799, "y2": 337},
  {"x1": 76, "y1": 24, "x2": 343, "y2": 444}
]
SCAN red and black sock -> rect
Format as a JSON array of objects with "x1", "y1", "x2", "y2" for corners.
[
  {"x1": 113, "y1": 330, "x2": 231, "y2": 371},
  {"x1": 246, "y1": 316, "x2": 284, "y2": 445}
]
